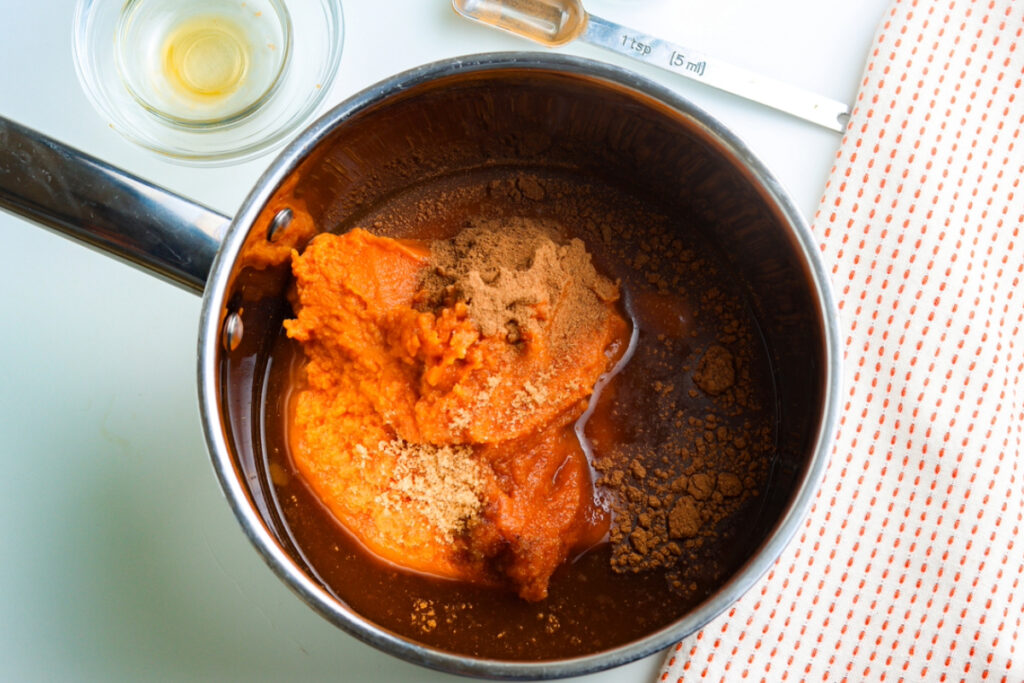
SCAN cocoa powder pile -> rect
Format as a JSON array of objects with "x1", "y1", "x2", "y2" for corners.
[{"x1": 595, "y1": 280, "x2": 772, "y2": 597}]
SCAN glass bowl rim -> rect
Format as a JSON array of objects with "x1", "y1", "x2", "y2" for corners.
[{"x1": 72, "y1": 0, "x2": 345, "y2": 165}]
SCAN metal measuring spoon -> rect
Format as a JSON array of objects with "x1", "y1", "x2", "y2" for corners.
[{"x1": 452, "y1": 0, "x2": 850, "y2": 132}]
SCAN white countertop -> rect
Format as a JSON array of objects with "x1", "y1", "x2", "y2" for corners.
[{"x1": 0, "y1": 1, "x2": 888, "y2": 680}]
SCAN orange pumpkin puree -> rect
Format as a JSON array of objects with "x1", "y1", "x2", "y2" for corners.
[{"x1": 284, "y1": 227, "x2": 628, "y2": 600}]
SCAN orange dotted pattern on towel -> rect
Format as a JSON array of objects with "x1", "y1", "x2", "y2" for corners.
[{"x1": 662, "y1": 0, "x2": 1024, "y2": 680}]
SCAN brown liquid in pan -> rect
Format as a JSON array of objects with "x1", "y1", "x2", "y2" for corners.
[{"x1": 224, "y1": 165, "x2": 781, "y2": 659}]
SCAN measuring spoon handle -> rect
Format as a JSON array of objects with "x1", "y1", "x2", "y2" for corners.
[{"x1": 582, "y1": 14, "x2": 850, "y2": 132}]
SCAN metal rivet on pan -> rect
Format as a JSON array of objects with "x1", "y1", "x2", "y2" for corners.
[
  {"x1": 222, "y1": 311, "x2": 243, "y2": 351},
  {"x1": 267, "y1": 207, "x2": 293, "y2": 242}
]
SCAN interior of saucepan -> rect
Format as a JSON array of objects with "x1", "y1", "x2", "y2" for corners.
[{"x1": 213, "y1": 65, "x2": 828, "y2": 670}]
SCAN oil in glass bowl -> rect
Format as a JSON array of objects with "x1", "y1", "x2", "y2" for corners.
[
  {"x1": 74, "y1": 0, "x2": 342, "y2": 162},
  {"x1": 116, "y1": 0, "x2": 292, "y2": 127}
]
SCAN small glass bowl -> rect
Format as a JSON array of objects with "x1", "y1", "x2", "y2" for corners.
[{"x1": 73, "y1": 0, "x2": 344, "y2": 164}]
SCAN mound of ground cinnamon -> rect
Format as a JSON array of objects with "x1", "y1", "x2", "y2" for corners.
[
  {"x1": 419, "y1": 217, "x2": 619, "y2": 349},
  {"x1": 284, "y1": 220, "x2": 627, "y2": 601}
]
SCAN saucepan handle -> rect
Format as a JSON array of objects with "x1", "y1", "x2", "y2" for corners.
[{"x1": 0, "y1": 116, "x2": 232, "y2": 295}]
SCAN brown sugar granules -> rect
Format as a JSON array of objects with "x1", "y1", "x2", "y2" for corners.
[{"x1": 374, "y1": 439, "x2": 485, "y2": 543}]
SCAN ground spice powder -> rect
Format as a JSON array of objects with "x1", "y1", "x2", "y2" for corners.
[{"x1": 419, "y1": 217, "x2": 619, "y2": 349}]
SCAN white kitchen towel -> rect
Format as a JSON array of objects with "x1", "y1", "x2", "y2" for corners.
[{"x1": 661, "y1": 0, "x2": 1024, "y2": 680}]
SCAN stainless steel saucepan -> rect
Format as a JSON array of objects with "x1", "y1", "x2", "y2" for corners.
[{"x1": 0, "y1": 54, "x2": 840, "y2": 679}]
